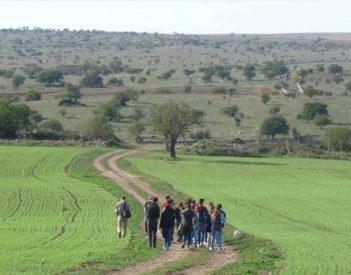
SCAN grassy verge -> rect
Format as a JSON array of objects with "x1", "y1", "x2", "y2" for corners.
[
  {"x1": 65, "y1": 149, "x2": 160, "y2": 274},
  {"x1": 117, "y1": 154, "x2": 283, "y2": 274}
]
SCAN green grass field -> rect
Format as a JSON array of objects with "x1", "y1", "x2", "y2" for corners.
[
  {"x1": 0, "y1": 146, "x2": 157, "y2": 274},
  {"x1": 124, "y1": 152, "x2": 351, "y2": 274}
]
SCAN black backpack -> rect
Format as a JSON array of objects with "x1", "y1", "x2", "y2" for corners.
[
  {"x1": 198, "y1": 208, "x2": 207, "y2": 225},
  {"x1": 213, "y1": 214, "x2": 222, "y2": 231},
  {"x1": 118, "y1": 201, "x2": 131, "y2": 218}
]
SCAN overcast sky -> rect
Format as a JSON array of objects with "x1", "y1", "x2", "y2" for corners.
[{"x1": 1, "y1": 1, "x2": 351, "y2": 34}]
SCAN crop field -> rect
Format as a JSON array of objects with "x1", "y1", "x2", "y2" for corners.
[
  {"x1": 124, "y1": 152, "x2": 351, "y2": 274},
  {"x1": 0, "y1": 146, "x2": 137, "y2": 274}
]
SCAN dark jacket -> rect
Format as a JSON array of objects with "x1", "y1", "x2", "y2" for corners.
[
  {"x1": 146, "y1": 203, "x2": 160, "y2": 223},
  {"x1": 181, "y1": 207, "x2": 196, "y2": 231},
  {"x1": 175, "y1": 207, "x2": 182, "y2": 223},
  {"x1": 160, "y1": 205, "x2": 175, "y2": 229}
]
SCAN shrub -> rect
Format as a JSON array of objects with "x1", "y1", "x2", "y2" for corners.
[
  {"x1": 212, "y1": 87, "x2": 227, "y2": 94},
  {"x1": 269, "y1": 105, "x2": 280, "y2": 114},
  {"x1": 190, "y1": 130, "x2": 211, "y2": 141},
  {"x1": 25, "y1": 90, "x2": 42, "y2": 101},
  {"x1": 298, "y1": 102, "x2": 329, "y2": 120},
  {"x1": 324, "y1": 128, "x2": 351, "y2": 151}
]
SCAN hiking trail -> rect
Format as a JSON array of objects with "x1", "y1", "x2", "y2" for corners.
[{"x1": 93, "y1": 150, "x2": 238, "y2": 274}]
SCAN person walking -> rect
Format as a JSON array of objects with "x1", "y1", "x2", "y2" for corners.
[
  {"x1": 205, "y1": 201, "x2": 215, "y2": 246},
  {"x1": 161, "y1": 195, "x2": 170, "y2": 210},
  {"x1": 217, "y1": 203, "x2": 226, "y2": 228},
  {"x1": 181, "y1": 200, "x2": 196, "y2": 249},
  {"x1": 195, "y1": 198, "x2": 209, "y2": 247},
  {"x1": 115, "y1": 196, "x2": 131, "y2": 238},
  {"x1": 209, "y1": 206, "x2": 225, "y2": 253},
  {"x1": 144, "y1": 196, "x2": 153, "y2": 239},
  {"x1": 175, "y1": 201, "x2": 184, "y2": 242},
  {"x1": 146, "y1": 196, "x2": 160, "y2": 248},
  {"x1": 159, "y1": 199, "x2": 175, "y2": 250},
  {"x1": 192, "y1": 203, "x2": 200, "y2": 247}
]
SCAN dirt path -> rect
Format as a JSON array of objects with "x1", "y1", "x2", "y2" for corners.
[{"x1": 93, "y1": 150, "x2": 238, "y2": 274}]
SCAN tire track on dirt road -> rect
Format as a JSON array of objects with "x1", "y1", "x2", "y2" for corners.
[{"x1": 93, "y1": 150, "x2": 238, "y2": 275}]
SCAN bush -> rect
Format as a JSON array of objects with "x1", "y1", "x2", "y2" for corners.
[
  {"x1": 298, "y1": 102, "x2": 329, "y2": 120},
  {"x1": 269, "y1": 105, "x2": 280, "y2": 114},
  {"x1": 108, "y1": 77, "x2": 124, "y2": 87},
  {"x1": 324, "y1": 128, "x2": 351, "y2": 151},
  {"x1": 137, "y1": 77, "x2": 147, "y2": 84},
  {"x1": 190, "y1": 130, "x2": 211, "y2": 141},
  {"x1": 212, "y1": 87, "x2": 227, "y2": 94},
  {"x1": 25, "y1": 90, "x2": 41, "y2": 101},
  {"x1": 35, "y1": 119, "x2": 64, "y2": 140},
  {"x1": 80, "y1": 71, "x2": 103, "y2": 88}
]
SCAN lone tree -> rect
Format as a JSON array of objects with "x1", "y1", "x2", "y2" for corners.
[
  {"x1": 37, "y1": 69, "x2": 64, "y2": 87},
  {"x1": 150, "y1": 101, "x2": 203, "y2": 158},
  {"x1": 298, "y1": 102, "x2": 329, "y2": 121},
  {"x1": 261, "y1": 93, "x2": 271, "y2": 104},
  {"x1": 66, "y1": 83, "x2": 81, "y2": 103},
  {"x1": 260, "y1": 60, "x2": 288, "y2": 79},
  {"x1": 243, "y1": 63, "x2": 256, "y2": 80},
  {"x1": 314, "y1": 114, "x2": 332, "y2": 129},
  {"x1": 80, "y1": 71, "x2": 103, "y2": 88},
  {"x1": 260, "y1": 115, "x2": 290, "y2": 140}
]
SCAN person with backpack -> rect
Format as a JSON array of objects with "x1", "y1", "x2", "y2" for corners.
[
  {"x1": 115, "y1": 196, "x2": 131, "y2": 238},
  {"x1": 146, "y1": 196, "x2": 160, "y2": 248},
  {"x1": 195, "y1": 198, "x2": 209, "y2": 247},
  {"x1": 159, "y1": 199, "x2": 175, "y2": 250},
  {"x1": 181, "y1": 200, "x2": 196, "y2": 249},
  {"x1": 217, "y1": 203, "x2": 226, "y2": 228},
  {"x1": 209, "y1": 206, "x2": 225, "y2": 253}
]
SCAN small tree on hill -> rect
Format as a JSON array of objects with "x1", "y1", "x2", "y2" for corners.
[
  {"x1": 260, "y1": 115, "x2": 290, "y2": 140},
  {"x1": 314, "y1": 114, "x2": 332, "y2": 129},
  {"x1": 150, "y1": 101, "x2": 203, "y2": 158},
  {"x1": 220, "y1": 105, "x2": 243, "y2": 126},
  {"x1": 66, "y1": 83, "x2": 81, "y2": 103},
  {"x1": 37, "y1": 69, "x2": 64, "y2": 87},
  {"x1": 12, "y1": 74, "x2": 26, "y2": 88},
  {"x1": 261, "y1": 93, "x2": 271, "y2": 104},
  {"x1": 128, "y1": 122, "x2": 145, "y2": 143},
  {"x1": 81, "y1": 115, "x2": 114, "y2": 141},
  {"x1": 25, "y1": 90, "x2": 41, "y2": 101},
  {"x1": 328, "y1": 64, "x2": 343, "y2": 74},
  {"x1": 243, "y1": 63, "x2": 256, "y2": 80},
  {"x1": 298, "y1": 102, "x2": 329, "y2": 121},
  {"x1": 80, "y1": 71, "x2": 103, "y2": 88}
]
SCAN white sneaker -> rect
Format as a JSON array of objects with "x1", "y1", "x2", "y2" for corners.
[{"x1": 209, "y1": 247, "x2": 213, "y2": 251}]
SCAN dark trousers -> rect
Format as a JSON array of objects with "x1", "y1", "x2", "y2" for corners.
[
  {"x1": 183, "y1": 228, "x2": 193, "y2": 247},
  {"x1": 147, "y1": 221, "x2": 157, "y2": 247}
]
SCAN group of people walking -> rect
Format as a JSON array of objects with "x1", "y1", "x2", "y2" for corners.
[
  {"x1": 116, "y1": 195, "x2": 226, "y2": 253},
  {"x1": 144, "y1": 195, "x2": 226, "y2": 253}
]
